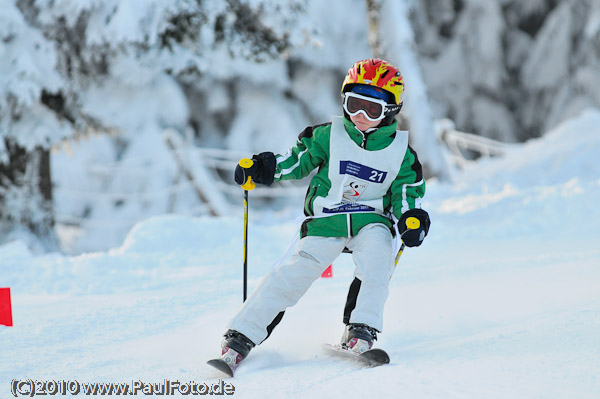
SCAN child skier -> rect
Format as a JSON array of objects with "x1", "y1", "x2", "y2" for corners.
[{"x1": 216, "y1": 58, "x2": 430, "y2": 373}]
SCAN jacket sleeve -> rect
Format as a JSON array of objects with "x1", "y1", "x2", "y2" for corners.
[
  {"x1": 273, "y1": 124, "x2": 329, "y2": 182},
  {"x1": 390, "y1": 145, "x2": 426, "y2": 219}
]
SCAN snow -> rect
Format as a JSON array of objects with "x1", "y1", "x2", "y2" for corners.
[{"x1": 2, "y1": 109, "x2": 600, "y2": 398}]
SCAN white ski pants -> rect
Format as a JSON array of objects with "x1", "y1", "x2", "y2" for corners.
[{"x1": 228, "y1": 223, "x2": 395, "y2": 345}]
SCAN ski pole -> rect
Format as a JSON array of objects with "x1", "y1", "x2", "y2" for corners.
[
  {"x1": 239, "y1": 158, "x2": 256, "y2": 302},
  {"x1": 394, "y1": 216, "x2": 420, "y2": 267}
]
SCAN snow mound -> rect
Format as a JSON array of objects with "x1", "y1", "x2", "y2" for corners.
[
  {"x1": 115, "y1": 215, "x2": 238, "y2": 255},
  {"x1": 461, "y1": 108, "x2": 600, "y2": 187},
  {"x1": 427, "y1": 108, "x2": 600, "y2": 241}
]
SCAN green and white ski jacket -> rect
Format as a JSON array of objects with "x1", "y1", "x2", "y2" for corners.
[{"x1": 274, "y1": 116, "x2": 426, "y2": 238}]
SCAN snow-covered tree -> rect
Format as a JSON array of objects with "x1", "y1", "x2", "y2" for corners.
[
  {"x1": 1, "y1": 1, "x2": 69, "y2": 249},
  {"x1": 6, "y1": 0, "x2": 596, "y2": 253},
  {"x1": 1, "y1": 0, "x2": 306, "y2": 249},
  {"x1": 519, "y1": 0, "x2": 600, "y2": 136},
  {"x1": 367, "y1": 0, "x2": 454, "y2": 180},
  {"x1": 412, "y1": 0, "x2": 600, "y2": 141}
]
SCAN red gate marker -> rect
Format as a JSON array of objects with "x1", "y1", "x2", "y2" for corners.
[
  {"x1": 0, "y1": 288, "x2": 13, "y2": 327},
  {"x1": 321, "y1": 265, "x2": 333, "y2": 278}
]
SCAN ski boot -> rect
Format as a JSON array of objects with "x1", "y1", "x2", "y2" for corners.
[
  {"x1": 219, "y1": 330, "x2": 255, "y2": 373},
  {"x1": 341, "y1": 323, "x2": 378, "y2": 354}
]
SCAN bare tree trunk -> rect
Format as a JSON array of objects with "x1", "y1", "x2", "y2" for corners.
[
  {"x1": 366, "y1": 0, "x2": 384, "y2": 58},
  {"x1": 366, "y1": 0, "x2": 454, "y2": 181},
  {"x1": 0, "y1": 138, "x2": 58, "y2": 250}
]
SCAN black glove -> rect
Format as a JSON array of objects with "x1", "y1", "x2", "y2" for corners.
[
  {"x1": 234, "y1": 152, "x2": 277, "y2": 186},
  {"x1": 398, "y1": 208, "x2": 431, "y2": 247}
]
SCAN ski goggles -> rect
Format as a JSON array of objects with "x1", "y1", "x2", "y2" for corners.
[{"x1": 343, "y1": 92, "x2": 397, "y2": 121}]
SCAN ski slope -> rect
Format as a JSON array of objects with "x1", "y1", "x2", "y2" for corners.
[{"x1": 2, "y1": 109, "x2": 600, "y2": 398}]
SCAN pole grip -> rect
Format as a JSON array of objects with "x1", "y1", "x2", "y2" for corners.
[
  {"x1": 395, "y1": 217, "x2": 421, "y2": 267},
  {"x1": 405, "y1": 216, "x2": 420, "y2": 230},
  {"x1": 239, "y1": 158, "x2": 256, "y2": 191}
]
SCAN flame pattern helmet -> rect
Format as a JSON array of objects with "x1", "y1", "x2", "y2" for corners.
[{"x1": 341, "y1": 59, "x2": 404, "y2": 105}]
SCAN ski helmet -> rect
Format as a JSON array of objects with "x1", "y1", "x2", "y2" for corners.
[{"x1": 341, "y1": 59, "x2": 404, "y2": 105}]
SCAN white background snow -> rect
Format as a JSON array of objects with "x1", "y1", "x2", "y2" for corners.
[{"x1": 2, "y1": 109, "x2": 599, "y2": 398}]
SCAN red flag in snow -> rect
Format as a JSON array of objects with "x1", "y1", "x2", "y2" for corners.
[{"x1": 0, "y1": 288, "x2": 13, "y2": 327}]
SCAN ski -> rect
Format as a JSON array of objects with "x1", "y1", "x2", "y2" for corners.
[
  {"x1": 208, "y1": 344, "x2": 390, "y2": 377},
  {"x1": 324, "y1": 344, "x2": 390, "y2": 367},
  {"x1": 207, "y1": 358, "x2": 235, "y2": 377},
  {"x1": 207, "y1": 347, "x2": 245, "y2": 377}
]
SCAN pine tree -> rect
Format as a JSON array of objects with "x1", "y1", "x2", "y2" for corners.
[{"x1": 1, "y1": 0, "x2": 301, "y2": 249}]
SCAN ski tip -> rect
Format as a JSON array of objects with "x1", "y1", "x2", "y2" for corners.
[
  {"x1": 207, "y1": 359, "x2": 234, "y2": 378},
  {"x1": 361, "y1": 348, "x2": 390, "y2": 365},
  {"x1": 324, "y1": 344, "x2": 390, "y2": 367}
]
